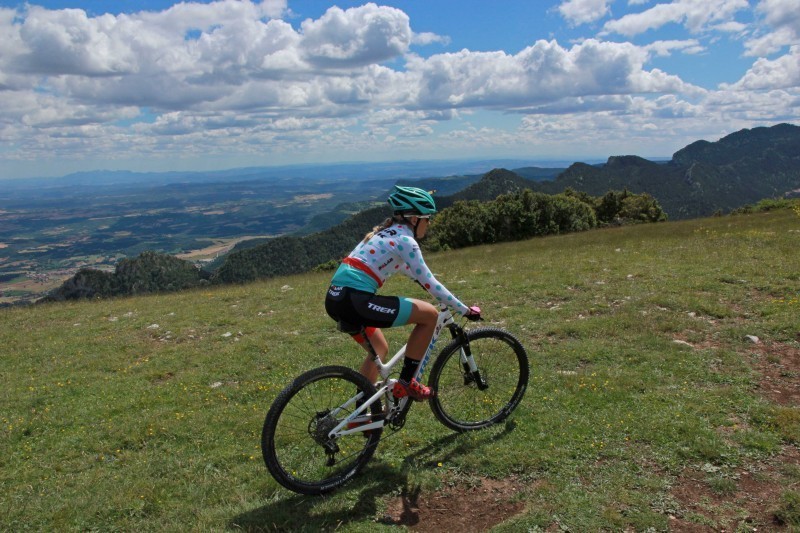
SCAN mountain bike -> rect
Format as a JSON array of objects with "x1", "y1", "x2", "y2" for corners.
[{"x1": 261, "y1": 306, "x2": 529, "y2": 495}]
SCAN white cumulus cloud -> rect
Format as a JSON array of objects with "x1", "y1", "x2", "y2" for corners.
[
  {"x1": 723, "y1": 45, "x2": 800, "y2": 90},
  {"x1": 602, "y1": 0, "x2": 749, "y2": 36},
  {"x1": 299, "y1": 3, "x2": 412, "y2": 67},
  {"x1": 558, "y1": 0, "x2": 614, "y2": 26},
  {"x1": 745, "y1": 0, "x2": 800, "y2": 56},
  {"x1": 0, "y1": 0, "x2": 798, "y2": 177},
  {"x1": 644, "y1": 39, "x2": 705, "y2": 56},
  {"x1": 407, "y1": 39, "x2": 702, "y2": 111}
]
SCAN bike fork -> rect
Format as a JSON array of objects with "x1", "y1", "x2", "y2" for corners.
[{"x1": 452, "y1": 325, "x2": 489, "y2": 390}]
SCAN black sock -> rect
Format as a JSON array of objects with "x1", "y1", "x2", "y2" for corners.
[{"x1": 399, "y1": 358, "x2": 420, "y2": 382}]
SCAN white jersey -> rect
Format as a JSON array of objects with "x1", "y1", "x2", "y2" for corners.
[{"x1": 331, "y1": 222, "x2": 469, "y2": 315}]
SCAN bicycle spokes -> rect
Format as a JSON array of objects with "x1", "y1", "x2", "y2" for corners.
[
  {"x1": 460, "y1": 351, "x2": 489, "y2": 390},
  {"x1": 262, "y1": 366, "x2": 384, "y2": 495},
  {"x1": 429, "y1": 328, "x2": 529, "y2": 432}
]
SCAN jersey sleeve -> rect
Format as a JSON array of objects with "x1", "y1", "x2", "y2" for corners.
[{"x1": 395, "y1": 236, "x2": 470, "y2": 315}]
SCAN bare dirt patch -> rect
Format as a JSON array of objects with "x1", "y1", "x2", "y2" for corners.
[
  {"x1": 382, "y1": 476, "x2": 525, "y2": 531},
  {"x1": 668, "y1": 340, "x2": 800, "y2": 531},
  {"x1": 671, "y1": 334, "x2": 800, "y2": 407},
  {"x1": 670, "y1": 446, "x2": 799, "y2": 531},
  {"x1": 750, "y1": 341, "x2": 800, "y2": 406}
]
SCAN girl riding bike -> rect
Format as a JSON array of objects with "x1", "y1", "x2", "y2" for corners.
[
  {"x1": 325, "y1": 186, "x2": 481, "y2": 400},
  {"x1": 264, "y1": 186, "x2": 528, "y2": 495}
]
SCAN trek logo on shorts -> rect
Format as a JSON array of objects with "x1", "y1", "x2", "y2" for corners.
[
  {"x1": 368, "y1": 302, "x2": 396, "y2": 315},
  {"x1": 328, "y1": 285, "x2": 343, "y2": 297}
]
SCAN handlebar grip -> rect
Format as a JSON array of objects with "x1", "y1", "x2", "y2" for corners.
[{"x1": 465, "y1": 306, "x2": 482, "y2": 321}]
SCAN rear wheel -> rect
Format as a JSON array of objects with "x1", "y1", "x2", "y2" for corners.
[
  {"x1": 261, "y1": 365, "x2": 383, "y2": 495},
  {"x1": 428, "y1": 328, "x2": 528, "y2": 432}
]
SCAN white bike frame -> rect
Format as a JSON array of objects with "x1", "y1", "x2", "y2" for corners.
[{"x1": 328, "y1": 306, "x2": 477, "y2": 438}]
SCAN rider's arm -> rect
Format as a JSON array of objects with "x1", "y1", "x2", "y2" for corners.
[{"x1": 397, "y1": 239, "x2": 470, "y2": 315}]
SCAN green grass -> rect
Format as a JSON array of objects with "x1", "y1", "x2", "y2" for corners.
[{"x1": 2, "y1": 209, "x2": 799, "y2": 531}]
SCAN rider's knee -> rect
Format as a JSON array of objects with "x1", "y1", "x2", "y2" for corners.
[{"x1": 413, "y1": 300, "x2": 438, "y2": 325}]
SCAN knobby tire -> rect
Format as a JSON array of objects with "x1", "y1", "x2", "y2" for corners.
[
  {"x1": 261, "y1": 365, "x2": 383, "y2": 495},
  {"x1": 428, "y1": 327, "x2": 529, "y2": 431}
]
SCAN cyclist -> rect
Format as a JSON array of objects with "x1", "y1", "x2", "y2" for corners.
[{"x1": 325, "y1": 185, "x2": 481, "y2": 400}]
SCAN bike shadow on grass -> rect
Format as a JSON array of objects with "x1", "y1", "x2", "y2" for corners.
[{"x1": 229, "y1": 419, "x2": 518, "y2": 531}]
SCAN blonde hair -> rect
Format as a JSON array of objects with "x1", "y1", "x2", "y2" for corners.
[{"x1": 362, "y1": 216, "x2": 399, "y2": 243}]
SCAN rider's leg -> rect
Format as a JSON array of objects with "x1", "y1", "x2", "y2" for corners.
[
  {"x1": 393, "y1": 299, "x2": 438, "y2": 400},
  {"x1": 353, "y1": 327, "x2": 388, "y2": 383},
  {"x1": 403, "y1": 299, "x2": 438, "y2": 362}
]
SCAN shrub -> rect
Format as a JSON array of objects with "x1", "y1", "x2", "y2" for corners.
[
  {"x1": 428, "y1": 189, "x2": 598, "y2": 250},
  {"x1": 732, "y1": 197, "x2": 800, "y2": 215},
  {"x1": 552, "y1": 193, "x2": 598, "y2": 233},
  {"x1": 46, "y1": 268, "x2": 116, "y2": 301},
  {"x1": 619, "y1": 193, "x2": 668, "y2": 223},
  {"x1": 427, "y1": 200, "x2": 494, "y2": 250},
  {"x1": 593, "y1": 189, "x2": 667, "y2": 225}
]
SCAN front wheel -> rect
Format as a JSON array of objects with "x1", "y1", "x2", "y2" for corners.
[
  {"x1": 261, "y1": 365, "x2": 383, "y2": 495},
  {"x1": 428, "y1": 328, "x2": 529, "y2": 432}
]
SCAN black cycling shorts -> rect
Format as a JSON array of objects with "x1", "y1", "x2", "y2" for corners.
[{"x1": 325, "y1": 285, "x2": 412, "y2": 334}]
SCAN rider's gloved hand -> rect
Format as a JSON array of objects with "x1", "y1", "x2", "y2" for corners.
[{"x1": 465, "y1": 305, "x2": 482, "y2": 321}]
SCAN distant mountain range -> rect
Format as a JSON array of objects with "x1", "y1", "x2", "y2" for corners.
[
  {"x1": 2, "y1": 158, "x2": 587, "y2": 191},
  {"x1": 371, "y1": 123, "x2": 799, "y2": 221},
  {"x1": 531, "y1": 123, "x2": 800, "y2": 219},
  {"x1": 7, "y1": 124, "x2": 796, "y2": 223}
]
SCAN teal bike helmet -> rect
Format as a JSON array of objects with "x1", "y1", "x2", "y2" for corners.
[{"x1": 387, "y1": 185, "x2": 437, "y2": 216}]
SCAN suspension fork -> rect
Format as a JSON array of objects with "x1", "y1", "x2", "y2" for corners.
[{"x1": 449, "y1": 323, "x2": 489, "y2": 390}]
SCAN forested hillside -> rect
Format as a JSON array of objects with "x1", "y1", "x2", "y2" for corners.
[
  {"x1": 444, "y1": 168, "x2": 534, "y2": 205},
  {"x1": 45, "y1": 251, "x2": 210, "y2": 301},
  {"x1": 534, "y1": 123, "x2": 800, "y2": 219},
  {"x1": 212, "y1": 205, "x2": 393, "y2": 284}
]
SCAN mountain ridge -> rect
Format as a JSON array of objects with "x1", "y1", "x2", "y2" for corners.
[{"x1": 532, "y1": 123, "x2": 800, "y2": 219}]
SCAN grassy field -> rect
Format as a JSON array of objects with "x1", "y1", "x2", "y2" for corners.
[{"x1": 2, "y1": 208, "x2": 799, "y2": 531}]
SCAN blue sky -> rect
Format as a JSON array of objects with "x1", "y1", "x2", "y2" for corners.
[{"x1": 0, "y1": 0, "x2": 798, "y2": 179}]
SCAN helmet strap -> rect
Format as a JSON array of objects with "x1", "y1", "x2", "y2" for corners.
[{"x1": 400, "y1": 214, "x2": 420, "y2": 239}]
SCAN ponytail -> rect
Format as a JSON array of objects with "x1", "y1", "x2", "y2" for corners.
[{"x1": 362, "y1": 216, "x2": 399, "y2": 243}]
